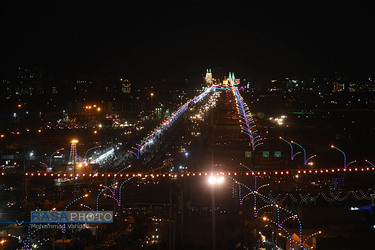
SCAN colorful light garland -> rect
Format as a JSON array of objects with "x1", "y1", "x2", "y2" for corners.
[{"x1": 12, "y1": 165, "x2": 375, "y2": 179}]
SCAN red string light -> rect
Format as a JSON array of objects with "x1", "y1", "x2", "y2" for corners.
[{"x1": 1, "y1": 167, "x2": 375, "y2": 179}]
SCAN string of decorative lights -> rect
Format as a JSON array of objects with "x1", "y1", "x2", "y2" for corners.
[
  {"x1": 232, "y1": 86, "x2": 259, "y2": 150},
  {"x1": 265, "y1": 190, "x2": 373, "y2": 204},
  {"x1": 263, "y1": 217, "x2": 294, "y2": 249},
  {"x1": 12, "y1": 165, "x2": 375, "y2": 178},
  {"x1": 226, "y1": 174, "x2": 305, "y2": 247},
  {"x1": 118, "y1": 177, "x2": 133, "y2": 207},
  {"x1": 125, "y1": 85, "x2": 216, "y2": 162}
]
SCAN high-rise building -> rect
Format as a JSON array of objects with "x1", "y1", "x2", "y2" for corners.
[
  {"x1": 74, "y1": 79, "x2": 93, "y2": 95},
  {"x1": 1, "y1": 79, "x2": 12, "y2": 99},
  {"x1": 120, "y1": 78, "x2": 131, "y2": 94},
  {"x1": 332, "y1": 77, "x2": 346, "y2": 92},
  {"x1": 16, "y1": 66, "x2": 43, "y2": 95},
  {"x1": 205, "y1": 69, "x2": 212, "y2": 85}
]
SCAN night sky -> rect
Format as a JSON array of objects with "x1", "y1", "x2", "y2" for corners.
[{"x1": 1, "y1": 1, "x2": 375, "y2": 82}]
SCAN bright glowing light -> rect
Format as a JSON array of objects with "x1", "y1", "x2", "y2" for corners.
[
  {"x1": 208, "y1": 176, "x2": 216, "y2": 184},
  {"x1": 91, "y1": 148, "x2": 114, "y2": 164},
  {"x1": 71, "y1": 139, "x2": 79, "y2": 144},
  {"x1": 208, "y1": 175, "x2": 225, "y2": 185},
  {"x1": 217, "y1": 176, "x2": 224, "y2": 183}
]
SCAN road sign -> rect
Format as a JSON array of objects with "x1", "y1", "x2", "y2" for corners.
[
  {"x1": 263, "y1": 151, "x2": 269, "y2": 158},
  {"x1": 274, "y1": 151, "x2": 281, "y2": 157},
  {"x1": 164, "y1": 108, "x2": 170, "y2": 119},
  {"x1": 245, "y1": 151, "x2": 252, "y2": 158}
]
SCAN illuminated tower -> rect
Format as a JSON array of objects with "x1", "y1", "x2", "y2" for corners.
[
  {"x1": 228, "y1": 72, "x2": 240, "y2": 86},
  {"x1": 228, "y1": 72, "x2": 235, "y2": 86},
  {"x1": 205, "y1": 69, "x2": 213, "y2": 85},
  {"x1": 69, "y1": 139, "x2": 79, "y2": 174}
]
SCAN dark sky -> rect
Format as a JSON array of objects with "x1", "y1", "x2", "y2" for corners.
[{"x1": 1, "y1": 1, "x2": 374, "y2": 81}]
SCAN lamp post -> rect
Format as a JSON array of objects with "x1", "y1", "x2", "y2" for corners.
[
  {"x1": 279, "y1": 137, "x2": 293, "y2": 160},
  {"x1": 292, "y1": 151, "x2": 302, "y2": 160},
  {"x1": 292, "y1": 141, "x2": 306, "y2": 165},
  {"x1": 239, "y1": 163, "x2": 258, "y2": 216},
  {"x1": 131, "y1": 147, "x2": 140, "y2": 159},
  {"x1": 49, "y1": 148, "x2": 64, "y2": 169},
  {"x1": 208, "y1": 175, "x2": 224, "y2": 250},
  {"x1": 305, "y1": 154, "x2": 317, "y2": 166},
  {"x1": 254, "y1": 142, "x2": 263, "y2": 150},
  {"x1": 365, "y1": 160, "x2": 375, "y2": 168},
  {"x1": 345, "y1": 160, "x2": 357, "y2": 168},
  {"x1": 331, "y1": 145, "x2": 347, "y2": 169},
  {"x1": 62, "y1": 193, "x2": 89, "y2": 239}
]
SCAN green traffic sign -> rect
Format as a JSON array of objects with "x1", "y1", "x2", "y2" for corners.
[{"x1": 245, "y1": 151, "x2": 252, "y2": 158}]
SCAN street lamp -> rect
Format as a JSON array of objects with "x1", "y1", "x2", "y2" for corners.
[
  {"x1": 208, "y1": 175, "x2": 224, "y2": 185},
  {"x1": 346, "y1": 160, "x2": 357, "y2": 168},
  {"x1": 305, "y1": 154, "x2": 317, "y2": 166},
  {"x1": 291, "y1": 141, "x2": 306, "y2": 165},
  {"x1": 254, "y1": 142, "x2": 263, "y2": 149},
  {"x1": 365, "y1": 160, "x2": 375, "y2": 168},
  {"x1": 49, "y1": 147, "x2": 64, "y2": 169},
  {"x1": 331, "y1": 145, "x2": 347, "y2": 169},
  {"x1": 239, "y1": 163, "x2": 259, "y2": 216},
  {"x1": 208, "y1": 175, "x2": 224, "y2": 250},
  {"x1": 292, "y1": 151, "x2": 302, "y2": 160},
  {"x1": 279, "y1": 137, "x2": 293, "y2": 160}
]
